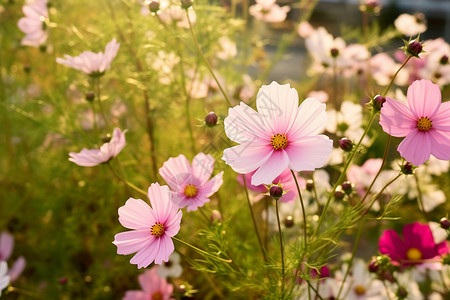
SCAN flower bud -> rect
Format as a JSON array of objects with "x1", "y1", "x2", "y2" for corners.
[
  {"x1": 339, "y1": 137, "x2": 353, "y2": 152},
  {"x1": 85, "y1": 91, "x2": 95, "y2": 102},
  {"x1": 396, "y1": 286, "x2": 408, "y2": 299},
  {"x1": 440, "y1": 217, "x2": 450, "y2": 230},
  {"x1": 148, "y1": 0, "x2": 160, "y2": 13},
  {"x1": 400, "y1": 162, "x2": 414, "y2": 175},
  {"x1": 102, "y1": 134, "x2": 112, "y2": 143},
  {"x1": 210, "y1": 210, "x2": 222, "y2": 223},
  {"x1": 270, "y1": 185, "x2": 283, "y2": 200},
  {"x1": 180, "y1": 0, "x2": 192, "y2": 9},
  {"x1": 306, "y1": 179, "x2": 314, "y2": 192},
  {"x1": 440, "y1": 55, "x2": 448, "y2": 65},
  {"x1": 334, "y1": 189, "x2": 345, "y2": 200},
  {"x1": 372, "y1": 94, "x2": 386, "y2": 111},
  {"x1": 330, "y1": 47, "x2": 339, "y2": 58},
  {"x1": 284, "y1": 215, "x2": 294, "y2": 228},
  {"x1": 406, "y1": 40, "x2": 423, "y2": 57},
  {"x1": 342, "y1": 181, "x2": 353, "y2": 194},
  {"x1": 205, "y1": 112, "x2": 218, "y2": 127},
  {"x1": 59, "y1": 277, "x2": 68, "y2": 285},
  {"x1": 23, "y1": 64, "x2": 31, "y2": 73},
  {"x1": 368, "y1": 258, "x2": 380, "y2": 273}
]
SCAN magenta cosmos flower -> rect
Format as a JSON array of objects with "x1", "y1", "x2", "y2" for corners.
[
  {"x1": 123, "y1": 267, "x2": 174, "y2": 300},
  {"x1": 379, "y1": 222, "x2": 449, "y2": 267},
  {"x1": 17, "y1": 0, "x2": 48, "y2": 48},
  {"x1": 222, "y1": 81, "x2": 333, "y2": 186},
  {"x1": 69, "y1": 128, "x2": 127, "y2": 167},
  {"x1": 159, "y1": 153, "x2": 223, "y2": 212},
  {"x1": 238, "y1": 168, "x2": 305, "y2": 202},
  {"x1": 113, "y1": 183, "x2": 182, "y2": 268},
  {"x1": 380, "y1": 79, "x2": 450, "y2": 166},
  {"x1": 56, "y1": 38, "x2": 120, "y2": 76}
]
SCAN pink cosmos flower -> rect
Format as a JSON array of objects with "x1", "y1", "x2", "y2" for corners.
[
  {"x1": 249, "y1": 0, "x2": 290, "y2": 23},
  {"x1": 17, "y1": 0, "x2": 49, "y2": 47},
  {"x1": 123, "y1": 267, "x2": 174, "y2": 300},
  {"x1": 222, "y1": 81, "x2": 333, "y2": 186},
  {"x1": 379, "y1": 79, "x2": 450, "y2": 166},
  {"x1": 347, "y1": 158, "x2": 382, "y2": 197},
  {"x1": 56, "y1": 38, "x2": 120, "y2": 76},
  {"x1": 394, "y1": 13, "x2": 427, "y2": 37},
  {"x1": 0, "y1": 232, "x2": 26, "y2": 283},
  {"x1": 379, "y1": 222, "x2": 449, "y2": 267},
  {"x1": 69, "y1": 128, "x2": 127, "y2": 167},
  {"x1": 159, "y1": 153, "x2": 223, "y2": 212},
  {"x1": 113, "y1": 183, "x2": 182, "y2": 268},
  {"x1": 237, "y1": 168, "x2": 305, "y2": 202}
]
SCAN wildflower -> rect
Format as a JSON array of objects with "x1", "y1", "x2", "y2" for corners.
[
  {"x1": 56, "y1": 39, "x2": 120, "y2": 76},
  {"x1": 249, "y1": 0, "x2": 290, "y2": 23},
  {"x1": 222, "y1": 81, "x2": 332, "y2": 185},
  {"x1": 394, "y1": 13, "x2": 427, "y2": 36},
  {"x1": 204, "y1": 112, "x2": 218, "y2": 127},
  {"x1": 123, "y1": 267, "x2": 174, "y2": 300},
  {"x1": 216, "y1": 36, "x2": 237, "y2": 60},
  {"x1": 0, "y1": 232, "x2": 26, "y2": 282},
  {"x1": 379, "y1": 79, "x2": 450, "y2": 166},
  {"x1": 113, "y1": 183, "x2": 182, "y2": 268},
  {"x1": 0, "y1": 261, "x2": 9, "y2": 296},
  {"x1": 17, "y1": 0, "x2": 49, "y2": 48},
  {"x1": 342, "y1": 259, "x2": 386, "y2": 300},
  {"x1": 158, "y1": 2, "x2": 196, "y2": 29},
  {"x1": 157, "y1": 252, "x2": 183, "y2": 278},
  {"x1": 159, "y1": 153, "x2": 223, "y2": 211},
  {"x1": 379, "y1": 222, "x2": 449, "y2": 267},
  {"x1": 69, "y1": 128, "x2": 127, "y2": 167},
  {"x1": 370, "y1": 53, "x2": 409, "y2": 86}
]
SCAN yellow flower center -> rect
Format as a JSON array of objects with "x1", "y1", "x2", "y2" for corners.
[
  {"x1": 406, "y1": 248, "x2": 422, "y2": 261},
  {"x1": 184, "y1": 184, "x2": 198, "y2": 198},
  {"x1": 152, "y1": 291, "x2": 163, "y2": 300},
  {"x1": 354, "y1": 285, "x2": 366, "y2": 295},
  {"x1": 150, "y1": 222, "x2": 165, "y2": 237},
  {"x1": 417, "y1": 117, "x2": 432, "y2": 131},
  {"x1": 271, "y1": 134, "x2": 288, "y2": 150}
]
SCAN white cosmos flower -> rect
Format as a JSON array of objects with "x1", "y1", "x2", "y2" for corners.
[
  {"x1": 394, "y1": 13, "x2": 427, "y2": 36},
  {"x1": 0, "y1": 261, "x2": 10, "y2": 296}
]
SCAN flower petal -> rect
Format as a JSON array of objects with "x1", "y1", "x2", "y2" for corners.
[
  {"x1": 429, "y1": 130, "x2": 450, "y2": 161},
  {"x1": 379, "y1": 97, "x2": 417, "y2": 137},
  {"x1": 379, "y1": 229, "x2": 407, "y2": 264},
  {"x1": 130, "y1": 237, "x2": 160, "y2": 268},
  {"x1": 164, "y1": 210, "x2": 182, "y2": 237},
  {"x1": 192, "y1": 153, "x2": 214, "y2": 185},
  {"x1": 432, "y1": 101, "x2": 450, "y2": 131},
  {"x1": 159, "y1": 155, "x2": 191, "y2": 189},
  {"x1": 147, "y1": 183, "x2": 177, "y2": 225},
  {"x1": 407, "y1": 80, "x2": 441, "y2": 119},
  {"x1": 284, "y1": 136, "x2": 333, "y2": 171},
  {"x1": 222, "y1": 145, "x2": 273, "y2": 174},
  {"x1": 154, "y1": 235, "x2": 174, "y2": 265},
  {"x1": 288, "y1": 98, "x2": 328, "y2": 139},
  {"x1": 113, "y1": 230, "x2": 153, "y2": 255},
  {"x1": 0, "y1": 232, "x2": 14, "y2": 261},
  {"x1": 397, "y1": 130, "x2": 431, "y2": 165},
  {"x1": 251, "y1": 150, "x2": 289, "y2": 185},
  {"x1": 118, "y1": 198, "x2": 155, "y2": 229},
  {"x1": 123, "y1": 291, "x2": 148, "y2": 300}
]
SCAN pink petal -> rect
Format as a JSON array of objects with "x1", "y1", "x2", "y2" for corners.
[
  {"x1": 379, "y1": 97, "x2": 417, "y2": 137},
  {"x1": 252, "y1": 150, "x2": 289, "y2": 185},
  {"x1": 429, "y1": 130, "x2": 450, "y2": 161},
  {"x1": 379, "y1": 229, "x2": 407, "y2": 263},
  {"x1": 432, "y1": 101, "x2": 450, "y2": 131},
  {"x1": 130, "y1": 238, "x2": 161, "y2": 268},
  {"x1": 192, "y1": 153, "x2": 215, "y2": 185},
  {"x1": 407, "y1": 80, "x2": 441, "y2": 119},
  {"x1": 222, "y1": 145, "x2": 273, "y2": 174},
  {"x1": 397, "y1": 130, "x2": 431, "y2": 165},
  {"x1": 102, "y1": 128, "x2": 127, "y2": 158},
  {"x1": 201, "y1": 171, "x2": 224, "y2": 197},
  {"x1": 164, "y1": 210, "x2": 182, "y2": 237},
  {"x1": 147, "y1": 183, "x2": 175, "y2": 225},
  {"x1": 402, "y1": 223, "x2": 438, "y2": 259},
  {"x1": 68, "y1": 149, "x2": 108, "y2": 167},
  {"x1": 0, "y1": 232, "x2": 14, "y2": 261},
  {"x1": 123, "y1": 291, "x2": 148, "y2": 300},
  {"x1": 118, "y1": 198, "x2": 155, "y2": 229},
  {"x1": 154, "y1": 235, "x2": 174, "y2": 265},
  {"x1": 7, "y1": 257, "x2": 26, "y2": 282},
  {"x1": 284, "y1": 136, "x2": 332, "y2": 171},
  {"x1": 288, "y1": 98, "x2": 328, "y2": 139},
  {"x1": 224, "y1": 102, "x2": 271, "y2": 145},
  {"x1": 256, "y1": 82, "x2": 299, "y2": 134},
  {"x1": 113, "y1": 230, "x2": 153, "y2": 255},
  {"x1": 159, "y1": 155, "x2": 191, "y2": 189}
]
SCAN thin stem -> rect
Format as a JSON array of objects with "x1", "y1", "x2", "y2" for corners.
[
  {"x1": 242, "y1": 176, "x2": 268, "y2": 262},
  {"x1": 292, "y1": 170, "x2": 308, "y2": 249},
  {"x1": 382, "y1": 55, "x2": 412, "y2": 96},
  {"x1": 7, "y1": 286, "x2": 41, "y2": 298},
  {"x1": 312, "y1": 173, "x2": 322, "y2": 212},
  {"x1": 198, "y1": 207, "x2": 211, "y2": 223},
  {"x1": 172, "y1": 236, "x2": 232, "y2": 263},
  {"x1": 185, "y1": 9, "x2": 232, "y2": 107},
  {"x1": 94, "y1": 77, "x2": 109, "y2": 128},
  {"x1": 382, "y1": 281, "x2": 393, "y2": 300},
  {"x1": 89, "y1": 101, "x2": 98, "y2": 133},
  {"x1": 363, "y1": 174, "x2": 402, "y2": 216},
  {"x1": 106, "y1": 162, "x2": 147, "y2": 196},
  {"x1": 414, "y1": 174, "x2": 426, "y2": 213},
  {"x1": 275, "y1": 199, "x2": 285, "y2": 296}
]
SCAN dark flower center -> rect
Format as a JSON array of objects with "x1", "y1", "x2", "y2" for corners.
[
  {"x1": 152, "y1": 291, "x2": 163, "y2": 300},
  {"x1": 271, "y1": 134, "x2": 288, "y2": 150}
]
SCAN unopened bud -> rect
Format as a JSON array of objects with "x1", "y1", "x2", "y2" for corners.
[
  {"x1": 284, "y1": 215, "x2": 294, "y2": 228},
  {"x1": 406, "y1": 40, "x2": 423, "y2": 57},
  {"x1": 342, "y1": 181, "x2": 353, "y2": 194},
  {"x1": 396, "y1": 286, "x2": 408, "y2": 299},
  {"x1": 401, "y1": 162, "x2": 414, "y2": 175},
  {"x1": 334, "y1": 189, "x2": 345, "y2": 200},
  {"x1": 180, "y1": 0, "x2": 192, "y2": 9},
  {"x1": 270, "y1": 185, "x2": 283, "y2": 200},
  {"x1": 85, "y1": 91, "x2": 95, "y2": 102},
  {"x1": 205, "y1": 112, "x2": 218, "y2": 127},
  {"x1": 368, "y1": 258, "x2": 380, "y2": 273},
  {"x1": 59, "y1": 277, "x2": 67, "y2": 285},
  {"x1": 148, "y1": 0, "x2": 160, "y2": 12},
  {"x1": 210, "y1": 210, "x2": 222, "y2": 223},
  {"x1": 372, "y1": 94, "x2": 386, "y2": 111},
  {"x1": 440, "y1": 217, "x2": 450, "y2": 230},
  {"x1": 102, "y1": 134, "x2": 112, "y2": 143},
  {"x1": 339, "y1": 137, "x2": 353, "y2": 152},
  {"x1": 330, "y1": 47, "x2": 339, "y2": 58},
  {"x1": 306, "y1": 179, "x2": 314, "y2": 192}
]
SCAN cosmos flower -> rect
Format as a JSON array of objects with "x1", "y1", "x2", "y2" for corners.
[
  {"x1": 379, "y1": 79, "x2": 450, "y2": 166},
  {"x1": 17, "y1": 0, "x2": 49, "y2": 47},
  {"x1": 157, "y1": 252, "x2": 183, "y2": 278},
  {"x1": 341, "y1": 259, "x2": 386, "y2": 300},
  {"x1": 379, "y1": 222, "x2": 449, "y2": 267},
  {"x1": 159, "y1": 153, "x2": 223, "y2": 212},
  {"x1": 69, "y1": 128, "x2": 127, "y2": 167},
  {"x1": 0, "y1": 232, "x2": 26, "y2": 283},
  {"x1": 0, "y1": 261, "x2": 9, "y2": 296},
  {"x1": 123, "y1": 267, "x2": 174, "y2": 300},
  {"x1": 113, "y1": 183, "x2": 182, "y2": 268},
  {"x1": 394, "y1": 13, "x2": 427, "y2": 37},
  {"x1": 56, "y1": 38, "x2": 120, "y2": 76},
  {"x1": 249, "y1": 0, "x2": 290, "y2": 23},
  {"x1": 222, "y1": 81, "x2": 333, "y2": 186}
]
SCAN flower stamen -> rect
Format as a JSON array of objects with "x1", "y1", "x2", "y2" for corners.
[
  {"x1": 417, "y1": 117, "x2": 432, "y2": 131},
  {"x1": 354, "y1": 285, "x2": 366, "y2": 295},
  {"x1": 184, "y1": 184, "x2": 198, "y2": 198},
  {"x1": 406, "y1": 248, "x2": 422, "y2": 261},
  {"x1": 150, "y1": 222, "x2": 165, "y2": 237},
  {"x1": 271, "y1": 134, "x2": 288, "y2": 150}
]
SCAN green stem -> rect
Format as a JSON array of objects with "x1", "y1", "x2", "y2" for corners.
[
  {"x1": 7, "y1": 286, "x2": 41, "y2": 298},
  {"x1": 363, "y1": 174, "x2": 402, "y2": 216},
  {"x1": 275, "y1": 199, "x2": 285, "y2": 296},
  {"x1": 106, "y1": 162, "x2": 147, "y2": 196},
  {"x1": 94, "y1": 77, "x2": 109, "y2": 128},
  {"x1": 172, "y1": 236, "x2": 232, "y2": 263},
  {"x1": 292, "y1": 170, "x2": 308, "y2": 249},
  {"x1": 382, "y1": 55, "x2": 412, "y2": 96},
  {"x1": 243, "y1": 176, "x2": 268, "y2": 262},
  {"x1": 185, "y1": 9, "x2": 232, "y2": 107}
]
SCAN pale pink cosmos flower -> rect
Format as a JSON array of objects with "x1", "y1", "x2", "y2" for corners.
[
  {"x1": 379, "y1": 79, "x2": 450, "y2": 166},
  {"x1": 394, "y1": 13, "x2": 427, "y2": 37},
  {"x1": 69, "y1": 128, "x2": 127, "y2": 167},
  {"x1": 249, "y1": 0, "x2": 290, "y2": 23},
  {"x1": 0, "y1": 232, "x2": 26, "y2": 283},
  {"x1": 17, "y1": 0, "x2": 48, "y2": 47},
  {"x1": 0, "y1": 261, "x2": 9, "y2": 297},
  {"x1": 297, "y1": 21, "x2": 314, "y2": 38},
  {"x1": 159, "y1": 153, "x2": 223, "y2": 212},
  {"x1": 222, "y1": 81, "x2": 333, "y2": 186},
  {"x1": 56, "y1": 38, "x2": 120, "y2": 76},
  {"x1": 123, "y1": 267, "x2": 174, "y2": 300},
  {"x1": 113, "y1": 183, "x2": 182, "y2": 268}
]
